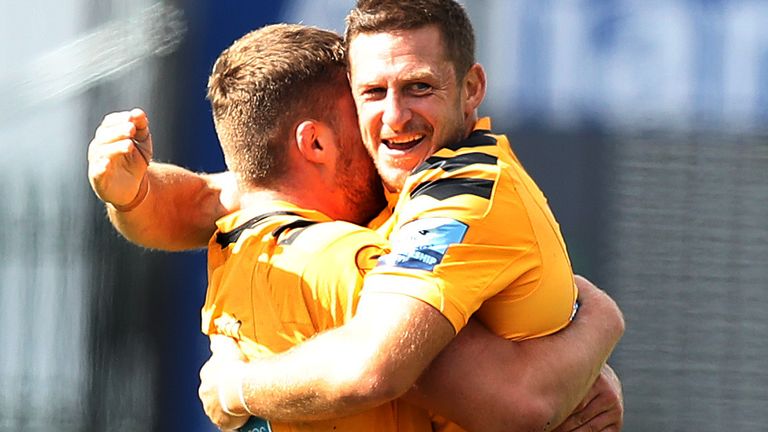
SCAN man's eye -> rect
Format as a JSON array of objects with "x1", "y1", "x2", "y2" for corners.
[
  {"x1": 410, "y1": 83, "x2": 432, "y2": 94},
  {"x1": 363, "y1": 88, "x2": 386, "y2": 98}
]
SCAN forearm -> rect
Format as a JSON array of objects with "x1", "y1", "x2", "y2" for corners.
[
  {"x1": 107, "y1": 163, "x2": 237, "y2": 250},
  {"x1": 406, "y1": 278, "x2": 624, "y2": 432},
  {"x1": 228, "y1": 325, "x2": 394, "y2": 421},
  {"x1": 221, "y1": 294, "x2": 455, "y2": 422},
  {"x1": 529, "y1": 289, "x2": 625, "y2": 430}
]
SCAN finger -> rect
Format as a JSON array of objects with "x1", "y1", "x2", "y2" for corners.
[
  {"x1": 565, "y1": 408, "x2": 622, "y2": 432},
  {"x1": 602, "y1": 364, "x2": 622, "y2": 396},
  {"x1": 129, "y1": 108, "x2": 148, "y2": 129},
  {"x1": 89, "y1": 139, "x2": 139, "y2": 163},
  {"x1": 555, "y1": 394, "x2": 605, "y2": 431},
  {"x1": 570, "y1": 398, "x2": 621, "y2": 432},
  {"x1": 100, "y1": 111, "x2": 133, "y2": 127},
  {"x1": 94, "y1": 123, "x2": 137, "y2": 144},
  {"x1": 129, "y1": 108, "x2": 152, "y2": 144}
]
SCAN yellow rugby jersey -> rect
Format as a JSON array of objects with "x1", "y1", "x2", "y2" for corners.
[
  {"x1": 366, "y1": 118, "x2": 578, "y2": 340},
  {"x1": 202, "y1": 201, "x2": 432, "y2": 432}
]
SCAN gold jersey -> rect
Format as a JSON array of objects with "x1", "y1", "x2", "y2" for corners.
[
  {"x1": 366, "y1": 118, "x2": 578, "y2": 340},
  {"x1": 202, "y1": 201, "x2": 432, "y2": 432}
]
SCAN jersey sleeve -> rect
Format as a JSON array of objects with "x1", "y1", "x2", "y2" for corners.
[{"x1": 363, "y1": 140, "x2": 535, "y2": 333}]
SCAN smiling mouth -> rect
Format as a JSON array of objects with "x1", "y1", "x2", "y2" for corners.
[{"x1": 381, "y1": 134, "x2": 425, "y2": 151}]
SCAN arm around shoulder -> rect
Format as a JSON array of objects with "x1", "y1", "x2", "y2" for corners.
[
  {"x1": 224, "y1": 291, "x2": 456, "y2": 422},
  {"x1": 407, "y1": 275, "x2": 624, "y2": 432},
  {"x1": 107, "y1": 164, "x2": 238, "y2": 250}
]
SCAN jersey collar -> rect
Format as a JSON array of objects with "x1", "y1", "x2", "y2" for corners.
[{"x1": 215, "y1": 200, "x2": 333, "y2": 233}]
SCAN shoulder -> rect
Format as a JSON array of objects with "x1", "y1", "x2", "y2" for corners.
[
  {"x1": 277, "y1": 221, "x2": 389, "y2": 277},
  {"x1": 405, "y1": 130, "x2": 503, "y2": 203},
  {"x1": 393, "y1": 132, "x2": 511, "y2": 225},
  {"x1": 286, "y1": 221, "x2": 387, "y2": 253}
]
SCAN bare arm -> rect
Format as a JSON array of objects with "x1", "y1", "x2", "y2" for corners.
[
  {"x1": 204, "y1": 291, "x2": 456, "y2": 424},
  {"x1": 107, "y1": 164, "x2": 236, "y2": 250},
  {"x1": 405, "y1": 275, "x2": 625, "y2": 432},
  {"x1": 201, "y1": 276, "x2": 622, "y2": 431},
  {"x1": 552, "y1": 363, "x2": 624, "y2": 432},
  {"x1": 87, "y1": 109, "x2": 239, "y2": 250}
]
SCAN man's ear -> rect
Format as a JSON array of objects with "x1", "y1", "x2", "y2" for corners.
[
  {"x1": 463, "y1": 63, "x2": 487, "y2": 114},
  {"x1": 294, "y1": 120, "x2": 327, "y2": 163}
]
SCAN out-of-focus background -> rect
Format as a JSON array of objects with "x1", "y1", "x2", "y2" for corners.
[{"x1": 1, "y1": 1, "x2": 766, "y2": 431}]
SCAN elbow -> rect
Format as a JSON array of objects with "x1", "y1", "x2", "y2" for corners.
[
  {"x1": 516, "y1": 398, "x2": 564, "y2": 432},
  {"x1": 481, "y1": 398, "x2": 558, "y2": 432},
  {"x1": 527, "y1": 399, "x2": 565, "y2": 432}
]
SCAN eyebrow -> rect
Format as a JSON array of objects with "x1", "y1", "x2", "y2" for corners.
[
  {"x1": 351, "y1": 65, "x2": 446, "y2": 89},
  {"x1": 398, "y1": 67, "x2": 439, "y2": 82}
]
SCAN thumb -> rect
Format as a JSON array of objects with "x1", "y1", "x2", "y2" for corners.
[
  {"x1": 129, "y1": 108, "x2": 148, "y2": 130},
  {"x1": 129, "y1": 108, "x2": 153, "y2": 163}
]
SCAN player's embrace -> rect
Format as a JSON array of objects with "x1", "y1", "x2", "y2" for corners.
[{"x1": 87, "y1": 3, "x2": 625, "y2": 432}]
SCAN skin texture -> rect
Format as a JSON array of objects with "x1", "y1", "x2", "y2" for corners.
[
  {"x1": 348, "y1": 26, "x2": 486, "y2": 191},
  {"x1": 551, "y1": 363, "x2": 624, "y2": 432},
  {"x1": 88, "y1": 109, "x2": 238, "y2": 250}
]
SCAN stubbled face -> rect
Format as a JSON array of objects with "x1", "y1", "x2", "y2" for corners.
[
  {"x1": 348, "y1": 26, "x2": 470, "y2": 192},
  {"x1": 332, "y1": 90, "x2": 387, "y2": 224}
]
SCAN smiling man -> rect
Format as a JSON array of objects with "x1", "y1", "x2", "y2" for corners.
[
  {"x1": 200, "y1": 2, "x2": 585, "y2": 426},
  {"x1": 351, "y1": 24, "x2": 476, "y2": 192},
  {"x1": 88, "y1": 1, "x2": 624, "y2": 431}
]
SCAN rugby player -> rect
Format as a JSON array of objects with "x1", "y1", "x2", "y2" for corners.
[{"x1": 88, "y1": 2, "x2": 624, "y2": 431}]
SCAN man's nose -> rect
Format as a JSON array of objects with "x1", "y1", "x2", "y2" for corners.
[{"x1": 381, "y1": 91, "x2": 412, "y2": 131}]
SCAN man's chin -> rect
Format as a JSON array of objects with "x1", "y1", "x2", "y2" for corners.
[{"x1": 381, "y1": 169, "x2": 410, "y2": 193}]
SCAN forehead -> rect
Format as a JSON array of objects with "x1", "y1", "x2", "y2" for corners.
[{"x1": 348, "y1": 26, "x2": 453, "y2": 83}]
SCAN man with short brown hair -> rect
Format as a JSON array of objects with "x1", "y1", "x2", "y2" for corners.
[
  {"x1": 199, "y1": 23, "x2": 434, "y2": 431},
  {"x1": 87, "y1": 2, "x2": 624, "y2": 431},
  {"x1": 197, "y1": 2, "x2": 622, "y2": 430}
]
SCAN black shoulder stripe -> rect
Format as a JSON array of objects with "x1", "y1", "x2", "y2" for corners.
[
  {"x1": 274, "y1": 219, "x2": 318, "y2": 245},
  {"x1": 412, "y1": 152, "x2": 498, "y2": 175},
  {"x1": 277, "y1": 226, "x2": 311, "y2": 246},
  {"x1": 444, "y1": 130, "x2": 497, "y2": 151},
  {"x1": 216, "y1": 210, "x2": 300, "y2": 248},
  {"x1": 410, "y1": 177, "x2": 494, "y2": 201}
]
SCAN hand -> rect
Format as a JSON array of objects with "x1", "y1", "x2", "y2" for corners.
[
  {"x1": 552, "y1": 364, "x2": 624, "y2": 432},
  {"x1": 199, "y1": 335, "x2": 250, "y2": 431},
  {"x1": 87, "y1": 108, "x2": 153, "y2": 207}
]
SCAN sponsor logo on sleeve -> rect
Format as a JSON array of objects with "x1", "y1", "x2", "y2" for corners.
[{"x1": 377, "y1": 218, "x2": 468, "y2": 272}]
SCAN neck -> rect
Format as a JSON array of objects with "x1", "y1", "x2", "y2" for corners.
[
  {"x1": 238, "y1": 184, "x2": 336, "y2": 220},
  {"x1": 238, "y1": 188, "x2": 291, "y2": 211}
]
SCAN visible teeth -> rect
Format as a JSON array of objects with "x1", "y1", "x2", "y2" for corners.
[{"x1": 383, "y1": 135, "x2": 424, "y2": 145}]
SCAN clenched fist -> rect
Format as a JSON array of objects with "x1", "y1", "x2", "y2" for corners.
[
  {"x1": 87, "y1": 108, "x2": 153, "y2": 210},
  {"x1": 199, "y1": 335, "x2": 251, "y2": 431}
]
